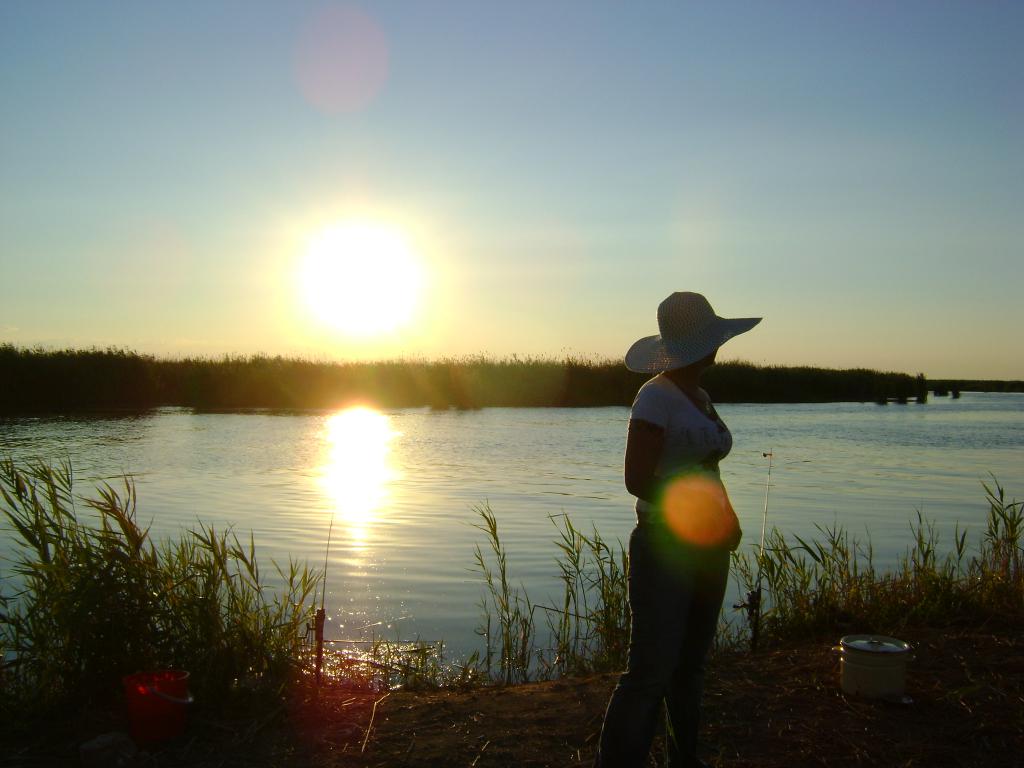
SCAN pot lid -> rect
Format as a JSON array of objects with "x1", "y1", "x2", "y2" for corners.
[{"x1": 839, "y1": 634, "x2": 911, "y2": 654}]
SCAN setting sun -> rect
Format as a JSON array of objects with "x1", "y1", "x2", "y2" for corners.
[{"x1": 300, "y1": 221, "x2": 424, "y2": 337}]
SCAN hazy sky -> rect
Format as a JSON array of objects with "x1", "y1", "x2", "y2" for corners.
[{"x1": 2, "y1": 1, "x2": 1021, "y2": 378}]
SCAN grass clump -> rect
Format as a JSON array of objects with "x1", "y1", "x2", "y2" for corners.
[
  {"x1": 0, "y1": 458, "x2": 318, "y2": 718},
  {"x1": 545, "y1": 512, "x2": 629, "y2": 676},
  {"x1": 472, "y1": 503, "x2": 629, "y2": 684},
  {"x1": 472, "y1": 502, "x2": 536, "y2": 685},
  {"x1": 472, "y1": 478, "x2": 1021, "y2": 682},
  {"x1": 353, "y1": 636, "x2": 481, "y2": 691},
  {"x1": 732, "y1": 477, "x2": 1023, "y2": 646}
]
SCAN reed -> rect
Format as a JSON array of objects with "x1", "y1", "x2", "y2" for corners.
[
  {"x1": 470, "y1": 479, "x2": 1021, "y2": 679},
  {"x1": 543, "y1": 513, "x2": 629, "y2": 676},
  {"x1": 730, "y1": 477, "x2": 1023, "y2": 646},
  {"x1": 0, "y1": 458, "x2": 319, "y2": 717},
  {"x1": 452, "y1": 483, "x2": 1023, "y2": 685},
  {"x1": 470, "y1": 506, "x2": 630, "y2": 683},
  {"x1": 2, "y1": 454, "x2": 1018, "y2": 716},
  {"x1": 0, "y1": 343, "x2": 949, "y2": 412},
  {"x1": 472, "y1": 502, "x2": 536, "y2": 684}
]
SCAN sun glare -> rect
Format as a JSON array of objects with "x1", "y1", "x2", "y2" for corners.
[
  {"x1": 300, "y1": 221, "x2": 424, "y2": 337},
  {"x1": 321, "y1": 407, "x2": 398, "y2": 544}
]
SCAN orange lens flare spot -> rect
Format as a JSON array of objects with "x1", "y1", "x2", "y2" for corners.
[
  {"x1": 294, "y1": 4, "x2": 390, "y2": 114},
  {"x1": 661, "y1": 474, "x2": 740, "y2": 549}
]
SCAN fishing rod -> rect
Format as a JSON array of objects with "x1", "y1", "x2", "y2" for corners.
[
  {"x1": 736, "y1": 452, "x2": 814, "y2": 652},
  {"x1": 737, "y1": 450, "x2": 773, "y2": 653},
  {"x1": 314, "y1": 515, "x2": 334, "y2": 686}
]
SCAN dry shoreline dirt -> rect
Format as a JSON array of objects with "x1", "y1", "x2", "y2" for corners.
[{"x1": 7, "y1": 627, "x2": 1022, "y2": 767}]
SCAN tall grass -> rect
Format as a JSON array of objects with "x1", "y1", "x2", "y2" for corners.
[
  {"x1": 0, "y1": 459, "x2": 319, "y2": 717},
  {"x1": 472, "y1": 479, "x2": 1021, "y2": 683},
  {"x1": 731, "y1": 477, "x2": 1023, "y2": 646},
  {"x1": 545, "y1": 513, "x2": 629, "y2": 676},
  {"x1": 472, "y1": 503, "x2": 536, "y2": 684},
  {"x1": 0, "y1": 344, "x2": 942, "y2": 412},
  {"x1": 2, "y1": 454, "x2": 1017, "y2": 715},
  {"x1": 472, "y1": 504, "x2": 629, "y2": 683}
]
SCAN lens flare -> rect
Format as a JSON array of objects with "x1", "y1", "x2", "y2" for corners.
[
  {"x1": 294, "y1": 4, "x2": 390, "y2": 114},
  {"x1": 661, "y1": 473, "x2": 740, "y2": 549}
]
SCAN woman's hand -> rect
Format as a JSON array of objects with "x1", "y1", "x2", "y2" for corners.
[{"x1": 728, "y1": 521, "x2": 743, "y2": 552}]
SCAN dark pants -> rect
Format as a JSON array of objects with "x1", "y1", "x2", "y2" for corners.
[{"x1": 595, "y1": 524, "x2": 730, "y2": 768}]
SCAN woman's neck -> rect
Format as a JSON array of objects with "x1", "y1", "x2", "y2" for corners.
[{"x1": 663, "y1": 366, "x2": 703, "y2": 396}]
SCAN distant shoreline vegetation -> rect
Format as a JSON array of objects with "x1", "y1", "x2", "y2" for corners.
[{"x1": 1, "y1": 343, "x2": 1020, "y2": 414}]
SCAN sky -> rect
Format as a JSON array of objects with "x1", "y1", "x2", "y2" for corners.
[{"x1": 2, "y1": 1, "x2": 1022, "y2": 379}]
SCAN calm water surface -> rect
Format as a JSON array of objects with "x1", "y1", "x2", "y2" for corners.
[{"x1": 2, "y1": 393, "x2": 1021, "y2": 656}]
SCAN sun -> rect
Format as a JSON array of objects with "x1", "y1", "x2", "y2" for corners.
[{"x1": 300, "y1": 221, "x2": 424, "y2": 337}]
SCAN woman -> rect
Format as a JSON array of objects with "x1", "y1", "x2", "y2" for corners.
[{"x1": 595, "y1": 292, "x2": 761, "y2": 768}]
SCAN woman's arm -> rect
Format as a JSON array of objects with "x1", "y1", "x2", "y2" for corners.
[{"x1": 624, "y1": 418, "x2": 665, "y2": 504}]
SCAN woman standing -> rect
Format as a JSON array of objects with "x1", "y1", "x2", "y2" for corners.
[{"x1": 595, "y1": 292, "x2": 761, "y2": 768}]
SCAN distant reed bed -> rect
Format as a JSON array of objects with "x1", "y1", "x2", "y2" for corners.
[{"x1": 0, "y1": 343, "x2": 960, "y2": 413}]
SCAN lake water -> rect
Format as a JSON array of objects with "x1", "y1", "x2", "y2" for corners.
[{"x1": 1, "y1": 393, "x2": 1021, "y2": 658}]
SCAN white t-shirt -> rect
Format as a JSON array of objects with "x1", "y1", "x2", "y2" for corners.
[{"x1": 631, "y1": 374, "x2": 732, "y2": 514}]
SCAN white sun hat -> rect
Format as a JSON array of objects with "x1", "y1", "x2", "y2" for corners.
[{"x1": 624, "y1": 292, "x2": 762, "y2": 373}]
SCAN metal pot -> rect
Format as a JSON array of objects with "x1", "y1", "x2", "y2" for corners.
[{"x1": 835, "y1": 634, "x2": 913, "y2": 700}]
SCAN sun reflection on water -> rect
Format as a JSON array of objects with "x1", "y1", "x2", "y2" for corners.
[{"x1": 320, "y1": 407, "x2": 398, "y2": 547}]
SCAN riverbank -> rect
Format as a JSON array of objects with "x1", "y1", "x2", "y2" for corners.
[
  {"x1": 3, "y1": 461, "x2": 1020, "y2": 765},
  {"x1": 352, "y1": 626, "x2": 1022, "y2": 767},
  {"x1": 7, "y1": 625, "x2": 1020, "y2": 767}
]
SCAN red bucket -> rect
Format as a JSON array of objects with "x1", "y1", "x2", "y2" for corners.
[{"x1": 122, "y1": 670, "x2": 193, "y2": 744}]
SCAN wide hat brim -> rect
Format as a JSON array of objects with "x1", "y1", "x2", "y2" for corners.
[{"x1": 624, "y1": 316, "x2": 762, "y2": 373}]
